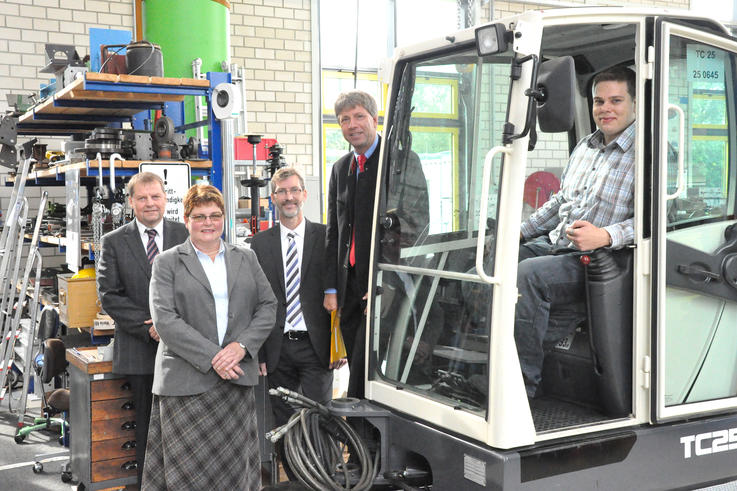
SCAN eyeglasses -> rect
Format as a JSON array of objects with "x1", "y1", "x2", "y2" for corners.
[
  {"x1": 274, "y1": 187, "x2": 303, "y2": 197},
  {"x1": 189, "y1": 212, "x2": 224, "y2": 223}
]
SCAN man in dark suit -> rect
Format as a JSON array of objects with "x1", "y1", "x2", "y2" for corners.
[
  {"x1": 324, "y1": 90, "x2": 381, "y2": 399},
  {"x1": 252, "y1": 167, "x2": 344, "y2": 477},
  {"x1": 96, "y1": 172, "x2": 188, "y2": 485}
]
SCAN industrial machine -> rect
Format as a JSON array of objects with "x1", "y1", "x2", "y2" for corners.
[{"x1": 324, "y1": 8, "x2": 737, "y2": 490}]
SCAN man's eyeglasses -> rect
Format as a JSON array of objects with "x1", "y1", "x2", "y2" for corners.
[
  {"x1": 189, "y1": 212, "x2": 224, "y2": 223},
  {"x1": 274, "y1": 187, "x2": 303, "y2": 197}
]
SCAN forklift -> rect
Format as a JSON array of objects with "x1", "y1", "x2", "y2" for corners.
[{"x1": 323, "y1": 7, "x2": 737, "y2": 490}]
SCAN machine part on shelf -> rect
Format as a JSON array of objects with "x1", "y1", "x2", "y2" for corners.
[
  {"x1": 108, "y1": 153, "x2": 126, "y2": 230},
  {"x1": 5, "y1": 94, "x2": 36, "y2": 115},
  {"x1": 240, "y1": 135, "x2": 268, "y2": 236},
  {"x1": 109, "y1": 153, "x2": 123, "y2": 193},
  {"x1": 0, "y1": 116, "x2": 18, "y2": 169},
  {"x1": 155, "y1": 142, "x2": 178, "y2": 160},
  {"x1": 38, "y1": 44, "x2": 87, "y2": 93},
  {"x1": 181, "y1": 137, "x2": 199, "y2": 160},
  {"x1": 79, "y1": 127, "x2": 127, "y2": 160},
  {"x1": 153, "y1": 116, "x2": 175, "y2": 143},
  {"x1": 267, "y1": 143, "x2": 286, "y2": 176},
  {"x1": 0, "y1": 193, "x2": 47, "y2": 403},
  {"x1": 130, "y1": 131, "x2": 153, "y2": 160},
  {"x1": 126, "y1": 40, "x2": 163, "y2": 77},
  {"x1": 31, "y1": 144, "x2": 49, "y2": 170},
  {"x1": 92, "y1": 201, "x2": 108, "y2": 267}
]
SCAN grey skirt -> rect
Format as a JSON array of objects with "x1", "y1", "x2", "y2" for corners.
[{"x1": 142, "y1": 381, "x2": 261, "y2": 490}]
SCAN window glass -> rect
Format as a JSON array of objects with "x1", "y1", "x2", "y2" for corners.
[
  {"x1": 663, "y1": 35, "x2": 737, "y2": 407},
  {"x1": 373, "y1": 48, "x2": 513, "y2": 417}
]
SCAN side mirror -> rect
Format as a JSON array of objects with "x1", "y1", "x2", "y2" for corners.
[{"x1": 535, "y1": 56, "x2": 575, "y2": 133}]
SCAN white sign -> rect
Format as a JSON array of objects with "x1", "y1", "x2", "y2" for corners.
[
  {"x1": 138, "y1": 162, "x2": 192, "y2": 223},
  {"x1": 686, "y1": 44, "x2": 724, "y2": 83}
]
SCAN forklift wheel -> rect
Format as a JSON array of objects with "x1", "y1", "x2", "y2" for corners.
[
  {"x1": 14, "y1": 433, "x2": 25, "y2": 444},
  {"x1": 33, "y1": 462, "x2": 43, "y2": 474}
]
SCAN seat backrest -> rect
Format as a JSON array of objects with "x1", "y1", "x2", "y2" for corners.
[
  {"x1": 41, "y1": 338, "x2": 67, "y2": 383},
  {"x1": 37, "y1": 306, "x2": 59, "y2": 341}
]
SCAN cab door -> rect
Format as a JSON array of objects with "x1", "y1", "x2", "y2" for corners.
[{"x1": 653, "y1": 19, "x2": 737, "y2": 421}]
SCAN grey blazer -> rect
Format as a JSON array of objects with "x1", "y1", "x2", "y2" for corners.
[
  {"x1": 97, "y1": 219, "x2": 189, "y2": 375},
  {"x1": 149, "y1": 239, "x2": 277, "y2": 396}
]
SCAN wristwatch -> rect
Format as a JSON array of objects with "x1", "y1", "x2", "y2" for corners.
[{"x1": 237, "y1": 342, "x2": 246, "y2": 350}]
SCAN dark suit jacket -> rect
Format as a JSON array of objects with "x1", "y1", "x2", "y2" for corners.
[
  {"x1": 325, "y1": 136, "x2": 381, "y2": 306},
  {"x1": 149, "y1": 241, "x2": 277, "y2": 396},
  {"x1": 97, "y1": 219, "x2": 189, "y2": 375},
  {"x1": 251, "y1": 220, "x2": 331, "y2": 371}
]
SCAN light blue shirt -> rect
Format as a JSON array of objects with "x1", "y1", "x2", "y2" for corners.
[
  {"x1": 353, "y1": 134, "x2": 379, "y2": 163},
  {"x1": 191, "y1": 239, "x2": 228, "y2": 345}
]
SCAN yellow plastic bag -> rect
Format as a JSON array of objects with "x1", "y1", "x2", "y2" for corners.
[{"x1": 330, "y1": 310, "x2": 347, "y2": 363}]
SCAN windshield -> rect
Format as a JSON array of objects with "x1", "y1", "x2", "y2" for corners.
[{"x1": 372, "y1": 47, "x2": 512, "y2": 416}]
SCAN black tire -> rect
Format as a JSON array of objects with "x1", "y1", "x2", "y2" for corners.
[
  {"x1": 32, "y1": 462, "x2": 43, "y2": 474},
  {"x1": 14, "y1": 433, "x2": 25, "y2": 444},
  {"x1": 61, "y1": 471, "x2": 72, "y2": 483}
]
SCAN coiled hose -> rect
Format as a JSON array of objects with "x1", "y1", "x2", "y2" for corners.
[{"x1": 267, "y1": 387, "x2": 378, "y2": 490}]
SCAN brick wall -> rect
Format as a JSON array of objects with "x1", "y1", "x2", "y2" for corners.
[{"x1": 229, "y1": 0, "x2": 314, "y2": 174}]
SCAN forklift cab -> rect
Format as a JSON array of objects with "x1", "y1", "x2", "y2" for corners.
[{"x1": 351, "y1": 8, "x2": 737, "y2": 488}]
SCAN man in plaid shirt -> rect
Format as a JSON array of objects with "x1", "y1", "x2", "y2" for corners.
[{"x1": 515, "y1": 66, "x2": 636, "y2": 398}]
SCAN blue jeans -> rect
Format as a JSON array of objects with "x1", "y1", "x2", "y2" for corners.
[{"x1": 514, "y1": 237, "x2": 586, "y2": 397}]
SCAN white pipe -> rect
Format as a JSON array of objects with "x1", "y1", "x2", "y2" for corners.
[{"x1": 109, "y1": 153, "x2": 124, "y2": 193}]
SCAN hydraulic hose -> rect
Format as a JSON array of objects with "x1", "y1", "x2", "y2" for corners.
[{"x1": 266, "y1": 387, "x2": 377, "y2": 490}]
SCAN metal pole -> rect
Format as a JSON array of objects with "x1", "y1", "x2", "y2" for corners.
[{"x1": 221, "y1": 119, "x2": 236, "y2": 244}]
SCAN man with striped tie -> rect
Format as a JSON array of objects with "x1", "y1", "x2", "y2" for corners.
[
  {"x1": 251, "y1": 167, "x2": 343, "y2": 479},
  {"x1": 96, "y1": 172, "x2": 188, "y2": 485}
]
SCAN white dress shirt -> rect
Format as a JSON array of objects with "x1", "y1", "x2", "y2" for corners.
[
  {"x1": 136, "y1": 218, "x2": 164, "y2": 253},
  {"x1": 192, "y1": 239, "x2": 229, "y2": 345},
  {"x1": 280, "y1": 219, "x2": 307, "y2": 332}
]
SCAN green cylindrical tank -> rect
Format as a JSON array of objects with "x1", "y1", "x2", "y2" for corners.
[{"x1": 143, "y1": 0, "x2": 229, "y2": 130}]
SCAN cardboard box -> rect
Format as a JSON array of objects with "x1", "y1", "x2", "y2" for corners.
[{"x1": 58, "y1": 273, "x2": 100, "y2": 328}]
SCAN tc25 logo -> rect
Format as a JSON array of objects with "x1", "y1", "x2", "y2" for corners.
[{"x1": 680, "y1": 427, "x2": 737, "y2": 458}]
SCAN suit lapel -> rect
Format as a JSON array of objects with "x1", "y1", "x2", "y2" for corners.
[
  {"x1": 225, "y1": 244, "x2": 243, "y2": 299},
  {"x1": 179, "y1": 240, "x2": 212, "y2": 295},
  {"x1": 301, "y1": 220, "x2": 314, "y2": 279},
  {"x1": 162, "y1": 219, "x2": 182, "y2": 250},
  {"x1": 124, "y1": 221, "x2": 152, "y2": 279},
  {"x1": 268, "y1": 227, "x2": 286, "y2": 298}
]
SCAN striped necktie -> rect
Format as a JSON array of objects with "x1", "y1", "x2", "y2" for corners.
[
  {"x1": 285, "y1": 232, "x2": 303, "y2": 329},
  {"x1": 145, "y1": 229, "x2": 159, "y2": 265}
]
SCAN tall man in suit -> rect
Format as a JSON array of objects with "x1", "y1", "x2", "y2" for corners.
[
  {"x1": 97, "y1": 172, "x2": 188, "y2": 485},
  {"x1": 252, "y1": 167, "x2": 344, "y2": 477},
  {"x1": 324, "y1": 90, "x2": 381, "y2": 399}
]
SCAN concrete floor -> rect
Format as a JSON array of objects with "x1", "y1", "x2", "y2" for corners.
[{"x1": 0, "y1": 388, "x2": 78, "y2": 491}]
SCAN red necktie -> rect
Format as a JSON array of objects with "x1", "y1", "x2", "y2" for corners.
[{"x1": 349, "y1": 154, "x2": 367, "y2": 267}]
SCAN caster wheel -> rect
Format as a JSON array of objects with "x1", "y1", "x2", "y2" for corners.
[
  {"x1": 14, "y1": 433, "x2": 25, "y2": 444},
  {"x1": 61, "y1": 471, "x2": 73, "y2": 483},
  {"x1": 33, "y1": 462, "x2": 43, "y2": 474}
]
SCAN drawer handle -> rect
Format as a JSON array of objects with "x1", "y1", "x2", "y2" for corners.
[
  {"x1": 121, "y1": 401, "x2": 135, "y2": 411},
  {"x1": 121, "y1": 460, "x2": 138, "y2": 471},
  {"x1": 120, "y1": 382, "x2": 132, "y2": 391},
  {"x1": 121, "y1": 421, "x2": 137, "y2": 431},
  {"x1": 121, "y1": 440, "x2": 137, "y2": 450}
]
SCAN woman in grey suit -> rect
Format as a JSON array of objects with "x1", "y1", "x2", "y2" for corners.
[{"x1": 142, "y1": 184, "x2": 276, "y2": 491}]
